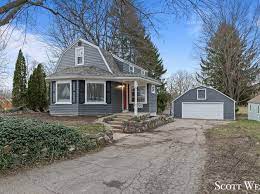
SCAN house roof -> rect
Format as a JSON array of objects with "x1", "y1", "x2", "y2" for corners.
[
  {"x1": 47, "y1": 38, "x2": 160, "y2": 85},
  {"x1": 248, "y1": 95, "x2": 260, "y2": 103}
]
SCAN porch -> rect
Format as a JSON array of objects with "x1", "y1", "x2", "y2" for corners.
[{"x1": 49, "y1": 78, "x2": 158, "y2": 116}]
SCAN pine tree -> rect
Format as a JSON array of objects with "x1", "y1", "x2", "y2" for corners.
[
  {"x1": 198, "y1": 22, "x2": 259, "y2": 103},
  {"x1": 27, "y1": 64, "x2": 48, "y2": 111},
  {"x1": 136, "y1": 35, "x2": 168, "y2": 113},
  {"x1": 12, "y1": 49, "x2": 27, "y2": 107}
]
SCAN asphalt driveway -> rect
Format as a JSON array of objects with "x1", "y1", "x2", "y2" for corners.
[{"x1": 0, "y1": 119, "x2": 227, "y2": 194}]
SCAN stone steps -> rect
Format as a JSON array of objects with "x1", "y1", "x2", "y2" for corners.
[{"x1": 107, "y1": 114, "x2": 134, "y2": 132}]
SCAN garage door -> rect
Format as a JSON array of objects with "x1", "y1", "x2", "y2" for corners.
[{"x1": 182, "y1": 102, "x2": 224, "y2": 120}]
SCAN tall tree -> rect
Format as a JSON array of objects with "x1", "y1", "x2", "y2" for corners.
[
  {"x1": 12, "y1": 49, "x2": 27, "y2": 107},
  {"x1": 198, "y1": 22, "x2": 259, "y2": 103},
  {"x1": 27, "y1": 64, "x2": 48, "y2": 111},
  {"x1": 135, "y1": 35, "x2": 168, "y2": 112}
]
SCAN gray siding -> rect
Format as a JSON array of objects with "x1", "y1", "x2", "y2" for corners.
[
  {"x1": 56, "y1": 42, "x2": 109, "y2": 72},
  {"x1": 50, "y1": 81, "x2": 122, "y2": 116},
  {"x1": 173, "y1": 86, "x2": 235, "y2": 120},
  {"x1": 128, "y1": 84, "x2": 157, "y2": 113},
  {"x1": 114, "y1": 58, "x2": 147, "y2": 76},
  {"x1": 248, "y1": 103, "x2": 260, "y2": 121}
]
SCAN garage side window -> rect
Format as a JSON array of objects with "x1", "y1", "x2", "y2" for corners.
[{"x1": 197, "y1": 89, "x2": 206, "y2": 100}]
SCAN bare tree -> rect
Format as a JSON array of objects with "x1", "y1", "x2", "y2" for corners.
[{"x1": 167, "y1": 70, "x2": 198, "y2": 99}]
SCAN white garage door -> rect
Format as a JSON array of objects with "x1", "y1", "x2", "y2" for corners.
[{"x1": 182, "y1": 102, "x2": 224, "y2": 120}]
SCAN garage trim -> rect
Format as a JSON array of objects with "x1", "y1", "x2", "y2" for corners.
[{"x1": 182, "y1": 102, "x2": 224, "y2": 120}]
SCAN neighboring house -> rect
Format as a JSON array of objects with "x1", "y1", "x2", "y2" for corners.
[
  {"x1": 46, "y1": 38, "x2": 161, "y2": 116},
  {"x1": 172, "y1": 86, "x2": 236, "y2": 120},
  {"x1": 248, "y1": 95, "x2": 260, "y2": 121}
]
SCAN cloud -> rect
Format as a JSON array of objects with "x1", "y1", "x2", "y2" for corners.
[{"x1": 1, "y1": 27, "x2": 52, "y2": 89}]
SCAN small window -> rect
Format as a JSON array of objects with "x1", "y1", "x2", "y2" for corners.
[
  {"x1": 56, "y1": 81, "x2": 71, "y2": 103},
  {"x1": 258, "y1": 105, "x2": 260, "y2": 114},
  {"x1": 249, "y1": 105, "x2": 251, "y2": 111},
  {"x1": 129, "y1": 65, "x2": 134, "y2": 73},
  {"x1": 75, "y1": 46, "x2": 84, "y2": 65},
  {"x1": 86, "y1": 82, "x2": 106, "y2": 103},
  {"x1": 151, "y1": 85, "x2": 156, "y2": 94},
  {"x1": 141, "y1": 70, "x2": 146, "y2": 76},
  {"x1": 130, "y1": 85, "x2": 147, "y2": 103},
  {"x1": 197, "y1": 89, "x2": 206, "y2": 100}
]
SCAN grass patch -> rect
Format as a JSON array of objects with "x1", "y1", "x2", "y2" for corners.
[
  {"x1": 207, "y1": 120, "x2": 260, "y2": 141},
  {"x1": 77, "y1": 123, "x2": 106, "y2": 134}
]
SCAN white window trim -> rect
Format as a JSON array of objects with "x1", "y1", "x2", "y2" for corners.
[
  {"x1": 129, "y1": 84, "x2": 147, "y2": 104},
  {"x1": 55, "y1": 80, "x2": 72, "y2": 104},
  {"x1": 151, "y1": 85, "x2": 156, "y2": 94},
  {"x1": 197, "y1": 89, "x2": 207, "y2": 100},
  {"x1": 85, "y1": 81, "x2": 106, "y2": 104},
  {"x1": 75, "y1": 46, "x2": 84, "y2": 66},
  {"x1": 129, "y1": 65, "x2": 134, "y2": 73}
]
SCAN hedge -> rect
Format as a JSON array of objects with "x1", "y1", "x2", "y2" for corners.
[{"x1": 0, "y1": 116, "x2": 97, "y2": 171}]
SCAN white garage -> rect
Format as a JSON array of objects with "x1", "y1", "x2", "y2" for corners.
[
  {"x1": 182, "y1": 102, "x2": 224, "y2": 120},
  {"x1": 173, "y1": 86, "x2": 236, "y2": 120}
]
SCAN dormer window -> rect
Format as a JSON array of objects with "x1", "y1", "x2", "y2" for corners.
[
  {"x1": 75, "y1": 46, "x2": 84, "y2": 65},
  {"x1": 141, "y1": 70, "x2": 146, "y2": 76},
  {"x1": 129, "y1": 65, "x2": 134, "y2": 73},
  {"x1": 197, "y1": 89, "x2": 206, "y2": 100}
]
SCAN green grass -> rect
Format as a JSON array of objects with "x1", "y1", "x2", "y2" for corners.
[
  {"x1": 77, "y1": 123, "x2": 106, "y2": 134},
  {"x1": 208, "y1": 120, "x2": 260, "y2": 140},
  {"x1": 208, "y1": 120, "x2": 260, "y2": 155}
]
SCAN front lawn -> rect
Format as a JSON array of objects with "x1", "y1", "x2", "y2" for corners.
[
  {"x1": 0, "y1": 116, "x2": 108, "y2": 173},
  {"x1": 200, "y1": 120, "x2": 260, "y2": 193}
]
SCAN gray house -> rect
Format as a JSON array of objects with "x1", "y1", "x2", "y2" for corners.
[
  {"x1": 172, "y1": 86, "x2": 236, "y2": 120},
  {"x1": 248, "y1": 95, "x2": 260, "y2": 121},
  {"x1": 46, "y1": 39, "x2": 161, "y2": 116}
]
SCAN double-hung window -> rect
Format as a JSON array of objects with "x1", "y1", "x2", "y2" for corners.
[
  {"x1": 130, "y1": 85, "x2": 147, "y2": 104},
  {"x1": 86, "y1": 81, "x2": 106, "y2": 104},
  {"x1": 75, "y1": 46, "x2": 84, "y2": 65},
  {"x1": 56, "y1": 81, "x2": 71, "y2": 104},
  {"x1": 129, "y1": 65, "x2": 134, "y2": 73}
]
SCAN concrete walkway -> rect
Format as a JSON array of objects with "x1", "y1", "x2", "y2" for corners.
[{"x1": 0, "y1": 119, "x2": 227, "y2": 194}]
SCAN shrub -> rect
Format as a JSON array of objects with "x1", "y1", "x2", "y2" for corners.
[{"x1": 0, "y1": 116, "x2": 97, "y2": 171}]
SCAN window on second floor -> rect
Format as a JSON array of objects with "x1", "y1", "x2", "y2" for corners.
[
  {"x1": 75, "y1": 46, "x2": 84, "y2": 65},
  {"x1": 129, "y1": 65, "x2": 134, "y2": 73},
  {"x1": 141, "y1": 70, "x2": 146, "y2": 76}
]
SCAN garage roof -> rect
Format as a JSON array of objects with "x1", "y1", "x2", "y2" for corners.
[
  {"x1": 173, "y1": 86, "x2": 236, "y2": 102},
  {"x1": 248, "y1": 95, "x2": 260, "y2": 103}
]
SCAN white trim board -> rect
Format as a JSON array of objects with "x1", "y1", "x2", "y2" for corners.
[{"x1": 55, "y1": 80, "x2": 72, "y2": 104}]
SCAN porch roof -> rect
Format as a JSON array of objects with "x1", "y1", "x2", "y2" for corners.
[{"x1": 46, "y1": 66, "x2": 161, "y2": 85}]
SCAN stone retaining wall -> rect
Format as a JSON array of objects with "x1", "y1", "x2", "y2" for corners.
[{"x1": 122, "y1": 115, "x2": 174, "y2": 133}]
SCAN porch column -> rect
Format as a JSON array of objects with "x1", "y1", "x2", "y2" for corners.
[{"x1": 134, "y1": 80, "x2": 138, "y2": 116}]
